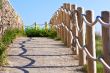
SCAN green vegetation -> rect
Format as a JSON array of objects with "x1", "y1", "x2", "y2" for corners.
[
  {"x1": 0, "y1": 28, "x2": 24, "y2": 66},
  {"x1": 0, "y1": 0, "x2": 2, "y2": 9},
  {"x1": 1, "y1": 28, "x2": 24, "y2": 45},
  {"x1": 0, "y1": 42, "x2": 7, "y2": 66},
  {"x1": 96, "y1": 33, "x2": 103, "y2": 73},
  {"x1": 96, "y1": 33, "x2": 103, "y2": 57},
  {"x1": 25, "y1": 24, "x2": 57, "y2": 39},
  {"x1": 97, "y1": 62, "x2": 103, "y2": 73}
]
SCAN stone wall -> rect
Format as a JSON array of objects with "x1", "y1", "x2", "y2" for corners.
[{"x1": 0, "y1": 0, "x2": 24, "y2": 35}]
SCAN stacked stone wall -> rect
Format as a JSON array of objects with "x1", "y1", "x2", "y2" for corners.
[{"x1": 0, "y1": 0, "x2": 24, "y2": 35}]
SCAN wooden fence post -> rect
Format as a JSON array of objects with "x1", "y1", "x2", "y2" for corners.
[
  {"x1": 62, "y1": 6, "x2": 65, "y2": 42},
  {"x1": 64, "y1": 3, "x2": 70, "y2": 46},
  {"x1": 86, "y1": 10, "x2": 96, "y2": 73},
  {"x1": 66, "y1": 3, "x2": 71, "y2": 47},
  {"x1": 57, "y1": 10, "x2": 61, "y2": 38},
  {"x1": 55, "y1": 11, "x2": 59, "y2": 38},
  {"x1": 63, "y1": 3, "x2": 67, "y2": 45},
  {"x1": 77, "y1": 7, "x2": 86, "y2": 65},
  {"x1": 56, "y1": 11, "x2": 59, "y2": 37},
  {"x1": 59, "y1": 10, "x2": 62, "y2": 38},
  {"x1": 71, "y1": 4, "x2": 79, "y2": 55},
  {"x1": 101, "y1": 11, "x2": 110, "y2": 73},
  {"x1": 60, "y1": 6, "x2": 64, "y2": 41}
]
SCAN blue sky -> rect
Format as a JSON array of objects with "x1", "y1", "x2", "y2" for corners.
[{"x1": 9, "y1": 0, "x2": 110, "y2": 32}]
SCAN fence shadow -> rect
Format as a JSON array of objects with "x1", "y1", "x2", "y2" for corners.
[{"x1": 3, "y1": 38, "x2": 34, "y2": 73}]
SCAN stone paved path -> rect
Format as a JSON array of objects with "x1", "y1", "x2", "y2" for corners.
[{"x1": 2, "y1": 37, "x2": 85, "y2": 73}]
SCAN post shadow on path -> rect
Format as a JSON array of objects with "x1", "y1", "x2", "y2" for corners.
[
  {"x1": 14, "y1": 38, "x2": 35, "y2": 73},
  {"x1": 3, "y1": 38, "x2": 33, "y2": 73}
]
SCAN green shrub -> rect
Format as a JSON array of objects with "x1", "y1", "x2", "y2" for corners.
[
  {"x1": 97, "y1": 62, "x2": 103, "y2": 73},
  {"x1": 0, "y1": 28, "x2": 24, "y2": 66},
  {"x1": 0, "y1": 42, "x2": 7, "y2": 65},
  {"x1": 25, "y1": 25, "x2": 57, "y2": 38},
  {"x1": 96, "y1": 33, "x2": 103, "y2": 57},
  {"x1": 82, "y1": 64, "x2": 87, "y2": 73},
  {"x1": 0, "y1": 0, "x2": 2, "y2": 9},
  {"x1": 1, "y1": 28, "x2": 23, "y2": 45}
]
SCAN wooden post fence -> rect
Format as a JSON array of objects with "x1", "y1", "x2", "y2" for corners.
[{"x1": 50, "y1": 3, "x2": 110, "y2": 73}]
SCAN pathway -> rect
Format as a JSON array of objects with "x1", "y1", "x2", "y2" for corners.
[{"x1": 1, "y1": 37, "x2": 85, "y2": 73}]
